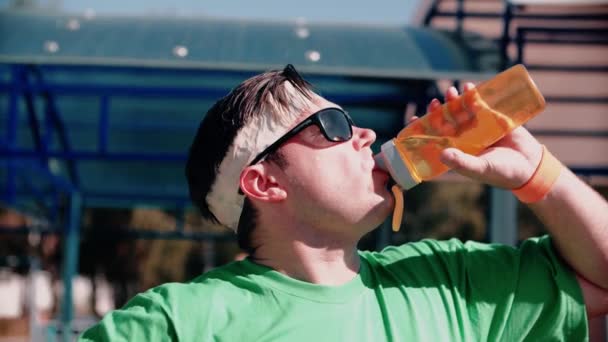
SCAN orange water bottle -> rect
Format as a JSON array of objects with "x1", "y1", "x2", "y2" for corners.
[{"x1": 374, "y1": 64, "x2": 546, "y2": 190}]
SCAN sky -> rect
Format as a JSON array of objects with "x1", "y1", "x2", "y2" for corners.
[{"x1": 2, "y1": 0, "x2": 423, "y2": 26}]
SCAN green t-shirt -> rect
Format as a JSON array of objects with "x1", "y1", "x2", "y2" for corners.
[{"x1": 79, "y1": 236, "x2": 587, "y2": 341}]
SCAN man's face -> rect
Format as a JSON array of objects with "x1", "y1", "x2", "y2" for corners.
[{"x1": 269, "y1": 100, "x2": 394, "y2": 237}]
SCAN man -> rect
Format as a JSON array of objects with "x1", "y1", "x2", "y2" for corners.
[{"x1": 80, "y1": 65, "x2": 608, "y2": 341}]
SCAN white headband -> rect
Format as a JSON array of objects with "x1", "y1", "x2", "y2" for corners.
[{"x1": 206, "y1": 86, "x2": 320, "y2": 231}]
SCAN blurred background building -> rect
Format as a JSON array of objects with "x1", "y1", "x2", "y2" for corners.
[{"x1": 0, "y1": 0, "x2": 607, "y2": 340}]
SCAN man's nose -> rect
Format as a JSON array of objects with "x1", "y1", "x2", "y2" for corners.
[{"x1": 352, "y1": 126, "x2": 377, "y2": 151}]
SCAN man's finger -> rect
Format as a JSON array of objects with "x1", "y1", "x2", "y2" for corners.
[
  {"x1": 446, "y1": 86, "x2": 458, "y2": 101},
  {"x1": 427, "y1": 98, "x2": 440, "y2": 113},
  {"x1": 463, "y1": 82, "x2": 475, "y2": 92},
  {"x1": 440, "y1": 148, "x2": 490, "y2": 176}
]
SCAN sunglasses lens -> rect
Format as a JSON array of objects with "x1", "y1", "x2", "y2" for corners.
[{"x1": 318, "y1": 110, "x2": 352, "y2": 141}]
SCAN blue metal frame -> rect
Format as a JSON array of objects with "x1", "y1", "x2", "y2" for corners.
[
  {"x1": 60, "y1": 191, "x2": 81, "y2": 342},
  {"x1": 0, "y1": 61, "x2": 432, "y2": 338},
  {"x1": 0, "y1": 158, "x2": 81, "y2": 341}
]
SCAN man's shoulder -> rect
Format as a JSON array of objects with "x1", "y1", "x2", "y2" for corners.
[
  {"x1": 362, "y1": 237, "x2": 533, "y2": 264},
  {"x1": 362, "y1": 238, "x2": 468, "y2": 263},
  {"x1": 79, "y1": 261, "x2": 262, "y2": 341},
  {"x1": 359, "y1": 236, "x2": 556, "y2": 281},
  {"x1": 144, "y1": 260, "x2": 265, "y2": 310}
]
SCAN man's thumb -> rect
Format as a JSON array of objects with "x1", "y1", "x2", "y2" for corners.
[{"x1": 440, "y1": 148, "x2": 489, "y2": 175}]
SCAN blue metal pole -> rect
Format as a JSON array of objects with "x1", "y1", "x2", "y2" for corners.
[
  {"x1": 60, "y1": 192, "x2": 82, "y2": 342},
  {"x1": 43, "y1": 104, "x2": 54, "y2": 148},
  {"x1": 5, "y1": 66, "x2": 20, "y2": 146},
  {"x1": 422, "y1": 0, "x2": 439, "y2": 26},
  {"x1": 375, "y1": 219, "x2": 392, "y2": 251},
  {"x1": 4, "y1": 66, "x2": 22, "y2": 205},
  {"x1": 175, "y1": 203, "x2": 186, "y2": 232},
  {"x1": 46, "y1": 324, "x2": 58, "y2": 342},
  {"x1": 22, "y1": 70, "x2": 48, "y2": 167},
  {"x1": 488, "y1": 188, "x2": 518, "y2": 247},
  {"x1": 456, "y1": 0, "x2": 464, "y2": 35},
  {"x1": 98, "y1": 96, "x2": 110, "y2": 154},
  {"x1": 516, "y1": 28, "x2": 524, "y2": 64},
  {"x1": 4, "y1": 66, "x2": 21, "y2": 205},
  {"x1": 500, "y1": 2, "x2": 513, "y2": 70},
  {"x1": 42, "y1": 83, "x2": 81, "y2": 188}
]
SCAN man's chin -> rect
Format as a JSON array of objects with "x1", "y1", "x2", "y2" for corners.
[{"x1": 365, "y1": 199, "x2": 395, "y2": 229}]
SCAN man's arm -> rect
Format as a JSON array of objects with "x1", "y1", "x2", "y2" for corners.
[
  {"x1": 528, "y1": 166, "x2": 608, "y2": 287},
  {"x1": 79, "y1": 292, "x2": 176, "y2": 341},
  {"x1": 577, "y1": 274, "x2": 608, "y2": 317},
  {"x1": 433, "y1": 84, "x2": 608, "y2": 315}
]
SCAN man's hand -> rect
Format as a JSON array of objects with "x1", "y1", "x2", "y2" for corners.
[
  {"x1": 422, "y1": 83, "x2": 608, "y2": 315},
  {"x1": 426, "y1": 83, "x2": 544, "y2": 188}
]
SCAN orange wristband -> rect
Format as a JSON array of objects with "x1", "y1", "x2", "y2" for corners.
[{"x1": 512, "y1": 145, "x2": 562, "y2": 203}]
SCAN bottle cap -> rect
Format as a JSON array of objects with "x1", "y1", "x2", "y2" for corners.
[{"x1": 374, "y1": 140, "x2": 419, "y2": 190}]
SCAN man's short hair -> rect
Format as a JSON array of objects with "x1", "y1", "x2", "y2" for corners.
[{"x1": 185, "y1": 65, "x2": 319, "y2": 253}]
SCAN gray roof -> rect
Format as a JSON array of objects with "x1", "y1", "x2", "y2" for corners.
[
  {"x1": 0, "y1": 11, "x2": 502, "y2": 208},
  {"x1": 0, "y1": 11, "x2": 500, "y2": 79}
]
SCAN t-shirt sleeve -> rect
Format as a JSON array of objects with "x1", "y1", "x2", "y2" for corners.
[
  {"x1": 371, "y1": 235, "x2": 588, "y2": 340},
  {"x1": 78, "y1": 290, "x2": 177, "y2": 342}
]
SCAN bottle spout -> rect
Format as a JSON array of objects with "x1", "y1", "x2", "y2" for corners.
[
  {"x1": 377, "y1": 140, "x2": 420, "y2": 190},
  {"x1": 374, "y1": 153, "x2": 387, "y2": 171}
]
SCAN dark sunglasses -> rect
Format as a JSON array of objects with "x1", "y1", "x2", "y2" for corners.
[{"x1": 248, "y1": 107, "x2": 354, "y2": 165}]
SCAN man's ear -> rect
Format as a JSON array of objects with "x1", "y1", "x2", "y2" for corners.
[{"x1": 239, "y1": 164, "x2": 287, "y2": 202}]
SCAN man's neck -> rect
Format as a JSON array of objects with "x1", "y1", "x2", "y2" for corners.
[{"x1": 251, "y1": 227, "x2": 362, "y2": 286}]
